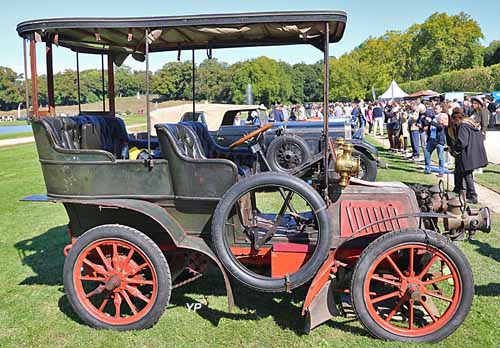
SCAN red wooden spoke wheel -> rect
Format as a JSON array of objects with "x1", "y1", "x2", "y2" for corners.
[
  {"x1": 64, "y1": 225, "x2": 171, "y2": 330},
  {"x1": 351, "y1": 229, "x2": 474, "y2": 343},
  {"x1": 74, "y1": 239, "x2": 157, "y2": 325},
  {"x1": 365, "y1": 244, "x2": 460, "y2": 335}
]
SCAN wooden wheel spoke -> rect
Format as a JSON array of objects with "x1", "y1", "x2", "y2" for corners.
[
  {"x1": 79, "y1": 276, "x2": 106, "y2": 282},
  {"x1": 408, "y1": 247, "x2": 414, "y2": 276},
  {"x1": 128, "y1": 262, "x2": 149, "y2": 277},
  {"x1": 424, "y1": 290, "x2": 453, "y2": 303},
  {"x1": 127, "y1": 276, "x2": 154, "y2": 285},
  {"x1": 112, "y1": 243, "x2": 119, "y2": 271},
  {"x1": 122, "y1": 249, "x2": 135, "y2": 273},
  {"x1": 385, "y1": 255, "x2": 405, "y2": 280},
  {"x1": 417, "y1": 255, "x2": 440, "y2": 279},
  {"x1": 121, "y1": 290, "x2": 138, "y2": 315},
  {"x1": 420, "y1": 299, "x2": 439, "y2": 323},
  {"x1": 113, "y1": 293, "x2": 122, "y2": 318},
  {"x1": 95, "y1": 246, "x2": 113, "y2": 272},
  {"x1": 370, "y1": 290, "x2": 400, "y2": 304},
  {"x1": 83, "y1": 258, "x2": 108, "y2": 276},
  {"x1": 423, "y1": 274, "x2": 453, "y2": 285},
  {"x1": 408, "y1": 299, "x2": 414, "y2": 329},
  {"x1": 85, "y1": 284, "x2": 106, "y2": 299},
  {"x1": 98, "y1": 296, "x2": 110, "y2": 312},
  {"x1": 371, "y1": 274, "x2": 401, "y2": 288},
  {"x1": 125, "y1": 285, "x2": 151, "y2": 303},
  {"x1": 385, "y1": 293, "x2": 408, "y2": 322}
]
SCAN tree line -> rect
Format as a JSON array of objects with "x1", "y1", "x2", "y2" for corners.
[{"x1": 1, "y1": 12, "x2": 500, "y2": 111}]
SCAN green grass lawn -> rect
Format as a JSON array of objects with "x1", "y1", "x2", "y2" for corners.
[
  {"x1": 0, "y1": 120, "x2": 29, "y2": 127},
  {"x1": 0, "y1": 143, "x2": 498, "y2": 348},
  {"x1": 120, "y1": 114, "x2": 148, "y2": 126},
  {"x1": 475, "y1": 163, "x2": 500, "y2": 193},
  {"x1": 0, "y1": 131, "x2": 33, "y2": 141},
  {"x1": 366, "y1": 135, "x2": 438, "y2": 186}
]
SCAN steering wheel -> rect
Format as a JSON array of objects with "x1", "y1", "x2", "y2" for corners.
[{"x1": 228, "y1": 123, "x2": 273, "y2": 149}]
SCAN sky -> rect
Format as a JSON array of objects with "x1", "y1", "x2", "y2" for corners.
[{"x1": 3, "y1": 0, "x2": 498, "y2": 74}]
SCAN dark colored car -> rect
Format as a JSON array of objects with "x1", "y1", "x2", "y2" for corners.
[{"x1": 153, "y1": 104, "x2": 380, "y2": 180}]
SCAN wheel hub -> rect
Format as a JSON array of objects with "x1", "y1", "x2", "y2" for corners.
[
  {"x1": 105, "y1": 274, "x2": 123, "y2": 291},
  {"x1": 406, "y1": 283, "x2": 421, "y2": 300}
]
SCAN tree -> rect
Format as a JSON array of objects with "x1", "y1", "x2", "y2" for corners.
[
  {"x1": 196, "y1": 58, "x2": 231, "y2": 102},
  {"x1": 153, "y1": 61, "x2": 192, "y2": 100},
  {"x1": 0, "y1": 67, "x2": 23, "y2": 111},
  {"x1": 484, "y1": 40, "x2": 500, "y2": 67},
  {"x1": 411, "y1": 12, "x2": 483, "y2": 79},
  {"x1": 230, "y1": 56, "x2": 292, "y2": 106},
  {"x1": 289, "y1": 62, "x2": 322, "y2": 102},
  {"x1": 115, "y1": 65, "x2": 142, "y2": 97},
  {"x1": 54, "y1": 70, "x2": 79, "y2": 105}
]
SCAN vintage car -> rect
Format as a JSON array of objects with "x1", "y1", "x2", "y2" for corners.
[
  {"x1": 17, "y1": 10, "x2": 491, "y2": 343},
  {"x1": 150, "y1": 103, "x2": 380, "y2": 180}
]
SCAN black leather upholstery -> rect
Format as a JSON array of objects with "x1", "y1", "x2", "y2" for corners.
[
  {"x1": 40, "y1": 117, "x2": 80, "y2": 149},
  {"x1": 161, "y1": 124, "x2": 206, "y2": 159},
  {"x1": 155, "y1": 123, "x2": 239, "y2": 198}
]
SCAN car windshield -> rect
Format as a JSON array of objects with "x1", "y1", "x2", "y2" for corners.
[{"x1": 181, "y1": 112, "x2": 206, "y2": 124}]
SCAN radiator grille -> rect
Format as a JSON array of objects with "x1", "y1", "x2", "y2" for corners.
[{"x1": 340, "y1": 200, "x2": 409, "y2": 237}]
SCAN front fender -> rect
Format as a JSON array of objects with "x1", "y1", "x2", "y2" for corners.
[{"x1": 351, "y1": 140, "x2": 379, "y2": 162}]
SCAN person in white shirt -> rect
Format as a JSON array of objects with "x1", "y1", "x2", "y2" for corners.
[
  {"x1": 344, "y1": 103, "x2": 353, "y2": 116},
  {"x1": 334, "y1": 103, "x2": 344, "y2": 117},
  {"x1": 298, "y1": 105, "x2": 306, "y2": 120}
]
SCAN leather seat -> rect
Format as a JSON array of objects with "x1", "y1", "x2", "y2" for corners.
[
  {"x1": 179, "y1": 121, "x2": 255, "y2": 175},
  {"x1": 161, "y1": 124, "x2": 206, "y2": 159},
  {"x1": 155, "y1": 123, "x2": 239, "y2": 198},
  {"x1": 38, "y1": 116, "x2": 135, "y2": 157},
  {"x1": 40, "y1": 117, "x2": 80, "y2": 149}
]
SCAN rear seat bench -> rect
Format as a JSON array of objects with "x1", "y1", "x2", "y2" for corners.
[{"x1": 39, "y1": 115, "x2": 159, "y2": 158}]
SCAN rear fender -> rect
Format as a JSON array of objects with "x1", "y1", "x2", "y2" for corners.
[{"x1": 22, "y1": 195, "x2": 234, "y2": 310}]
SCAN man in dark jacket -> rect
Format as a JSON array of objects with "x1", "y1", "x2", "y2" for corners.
[
  {"x1": 452, "y1": 112, "x2": 488, "y2": 204},
  {"x1": 487, "y1": 97, "x2": 497, "y2": 129},
  {"x1": 372, "y1": 102, "x2": 384, "y2": 136},
  {"x1": 424, "y1": 108, "x2": 446, "y2": 176}
]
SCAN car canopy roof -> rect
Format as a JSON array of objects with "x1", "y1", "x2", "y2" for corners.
[{"x1": 17, "y1": 11, "x2": 347, "y2": 65}]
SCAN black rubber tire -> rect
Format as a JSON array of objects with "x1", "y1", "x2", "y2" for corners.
[
  {"x1": 63, "y1": 224, "x2": 171, "y2": 330},
  {"x1": 350, "y1": 229, "x2": 474, "y2": 343},
  {"x1": 353, "y1": 149, "x2": 377, "y2": 182},
  {"x1": 212, "y1": 173, "x2": 331, "y2": 292},
  {"x1": 266, "y1": 135, "x2": 312, "y2": 173}
]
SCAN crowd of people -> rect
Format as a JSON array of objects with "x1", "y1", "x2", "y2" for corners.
[
  {"x1": 266, "y1": 96, "x2": 493, "y2": 204},
  {"x1": 342, "y1": 97, "x2": 491, "y2": 204}
]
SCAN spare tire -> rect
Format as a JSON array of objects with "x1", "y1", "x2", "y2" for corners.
[
  {"x1": 211, "y1": 173, "x2": 331, "y2": 292},
  {"x1": 266, "y1": 135, "x2": 312, "y2": 173}
]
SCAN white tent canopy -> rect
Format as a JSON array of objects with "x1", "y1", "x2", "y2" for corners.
[{"x1": 379, "y1": 80, "x2": 408, "y2": 99}]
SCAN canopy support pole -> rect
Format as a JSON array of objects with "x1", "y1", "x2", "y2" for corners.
[
  {"x1": 107, "y1": 54, "x2": 115, "y2": 115},
  {"x1": 192, "y1": 49, "x2": 195, "y2": 116},
  {"x1": 76, "y1": 52, "x2": 81, "y2": 114},
  {"x1": 23, "y1": 39, "x2": 30, "y2": 118},
  {"x1": 145, "y1": 29, "x2": 152, "y2": 157},
  {"x1": 101, "y1": 54, "x2": 106, "y2": 112},
  {"x1": 323, "y1": 22, "x2": 330, "y2": 199},
  {"x1": 46, "y1": 42, "x2": 55, "y2": 116},
  {"x1": 29, "y1": 38, "x2": 39, "y2": 118}
]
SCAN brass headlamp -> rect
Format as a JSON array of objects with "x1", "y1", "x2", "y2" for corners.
[{"x1": 334, "y1": 138, "x2": 360, "y2": 187}]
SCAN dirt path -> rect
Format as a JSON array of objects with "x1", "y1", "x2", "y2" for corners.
[
  {"x1": 0, "y1": 123, "x2": 146, "y2": 148},
  {"x1": 484, "y1": 129, "x2": 500, "y2": 164},
  {"x1": 370, "y1": 134, "x2": 500, "y2": 213}
]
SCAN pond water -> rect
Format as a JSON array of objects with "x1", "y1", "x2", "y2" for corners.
[{"x1": 0, "y1": 125, "x2": 32, "y2": 135}]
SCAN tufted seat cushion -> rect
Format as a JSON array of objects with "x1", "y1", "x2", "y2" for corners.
[{"x1": 160, "y1": 124, "x2": 206, "y2": 159}]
